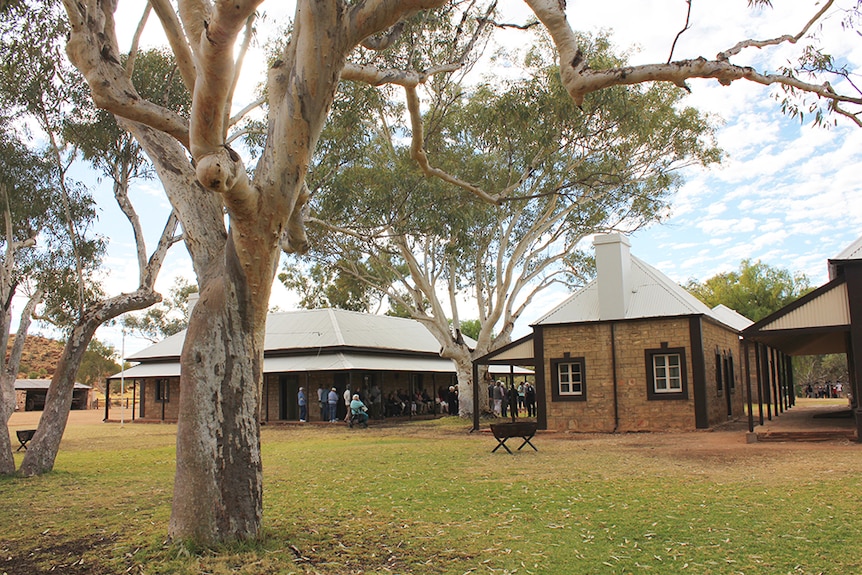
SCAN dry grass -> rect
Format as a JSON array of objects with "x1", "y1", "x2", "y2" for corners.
[{"x1": 2, "y1": 411, "x2": 861, "y2": 574}]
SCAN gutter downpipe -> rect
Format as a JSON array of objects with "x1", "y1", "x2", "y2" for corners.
[
  {"x1": 471, "y1": 361, "x2": 480, "y2": 432},
  {"x1": 611, "y1": 322, "x2": 620, "y2": 432}
]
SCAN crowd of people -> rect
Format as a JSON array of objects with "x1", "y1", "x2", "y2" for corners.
[
  {"x1": 804, "y1": 381, "x2": 845, "y2": 399},
  {"x1": 309, "y1": 382, "x2": 462, "y2": 422},
  {"x1": 298, "y1": 378, "x2": 537, "y2": 424},
  {"x1": 489, "y1": 379, "x2": 536, "y2": 418}
]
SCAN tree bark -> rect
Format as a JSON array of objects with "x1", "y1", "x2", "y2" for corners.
[
  {"x1": 0, "y1": 291, "x2": 41, "y2": 475},
  {"x1": 18, "y1": 291, "x2": 160, "y2": 476},
  {"x1": 169, "y1": 238, "x2": 265, "y2": 541}
]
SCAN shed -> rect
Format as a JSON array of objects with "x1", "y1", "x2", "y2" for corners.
[{"x1": 14, "y1": 379, "x2": 92, "y2": 411}]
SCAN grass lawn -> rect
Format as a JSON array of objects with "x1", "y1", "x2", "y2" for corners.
[{"x1": 2, "y1": 413, "x2": 861, "y2": 574}]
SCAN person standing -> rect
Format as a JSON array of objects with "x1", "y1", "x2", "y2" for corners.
[
  {"x1": 524, "y1": 382, "x2": 536, "y2": 418},
  {"x1": 298, "y1": 387, "x2": 307, "y2": 422},
  {"x1": 343, "y1": 385, "x2": 353, "y2": 422},
  {"x1": 327, "y1": 387, "x2": 339, "y2": 422},
  {"x1": 507, "y1": 383, "x2": 519, "y2": 418},
  {"x1": 447, "y1": 385, "x2": 459, "y2": 416},
  {"x1": 317, "y1": 385, "x2": 327, "y2": 421},
  {"x1": 492, "y1": 381, "x2": 503, "y2": 416},
  {"x1": 370, "y1": 383, "x2": 382, "y2": 419}
]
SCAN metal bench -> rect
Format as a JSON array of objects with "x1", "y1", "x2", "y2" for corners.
[
  {"x1": 16, "y1": 429, "x2": 36, "y2": 451},
  {"x1": 490, "y1": 422, "x2": 538, "y2": 454}
]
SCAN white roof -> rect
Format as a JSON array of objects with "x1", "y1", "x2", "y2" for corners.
[
  {"x1": 114, "y1": 309, "x2": 503, "y2": 380},
  {"x1": 709, "y1": 304, "x2": 753, "y2": 332},
  {"x1": 111, "y1": 353, "x2": 534, "y2": 380},
  {"x1": 15, "y1": 378, "x2": 90, "y2": 390},
  {"x1": 127, "y1": 308, "x2": 447, "y2": 361},
  {"x1": 834, "y1": 234, "x2": 862, "y2": 260},
  {"x1": 535, "y1": 255, "x2": 748, "y2": 331}
]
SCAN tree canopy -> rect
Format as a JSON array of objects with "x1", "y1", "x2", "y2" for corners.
[{"x1": 685, "y1": 259, "x2": 812, "y2": 322}]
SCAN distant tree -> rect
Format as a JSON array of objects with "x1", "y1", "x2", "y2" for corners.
[
  {"x1": 458, "y1": 319, "x2": 482, "y2": 342},
  {"x1": 289, "y1": 37, "x2": 719, "y2": 415},
  {"x1": 123, "y1": 277, "x2": 198, "y2": 343},
  {"x1": 2, "y1": 8, "x2": 182, "y2": 477},
  {"x1": 0, "y1": 112, "x2": 67, "y2": 475},
  {"x1": 794, "y1": 354, "x2": 849, "y2": 396},
  {"x1": 685, "y1": 259, "x2": 812, "y2": 322},
  {"x1": 77, "y1": 339, "x2": 121, "y2": 393},
  {"x1": 278, "y1": 260, "x2": 379, "y2": 313}
]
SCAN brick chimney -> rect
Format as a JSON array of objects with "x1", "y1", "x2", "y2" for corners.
[{"x1": 594, "y1": 234, "x2": 631, "y2": 320}]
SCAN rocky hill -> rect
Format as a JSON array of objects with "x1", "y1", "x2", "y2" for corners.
[{"x1": 5, "y1": 335, "x2": 64, "y2": 379}]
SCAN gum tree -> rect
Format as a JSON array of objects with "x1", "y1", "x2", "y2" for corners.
[
  {"x1": 285, "y1": 38, "x2": 721, "y2": 416},
  {"x1": 57, "y1": 0, "x2": 861, "y2": 543}
]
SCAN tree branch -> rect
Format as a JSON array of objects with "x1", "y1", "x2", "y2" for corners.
[
  {"x1": 667, "y1": 0, "x2": 692, "y2": 64},
  {"x1": 718, "y1": 0, "x2": 834, "y2": 60},
  {"x1": 524, "y1": 0, "x2": 861, "y2": 113},
  {"x1": 347, "y1": 0, "x2": 448, "y2": 47},
  {"x1": 183, "y1": 0, "x2": 263, "y2": 159},
  {"x1": 223, "y1": 13, "x2": 257, "y2": 140},
  {"x1": 149, "y1": 0, "x2": 198, "y2": 92},
  {"x1": 125, "y1": 2, "x2": 151, "y2": 78},
  {"x1": 62, "y1": 0, "x2": 191, "y2": 148}
]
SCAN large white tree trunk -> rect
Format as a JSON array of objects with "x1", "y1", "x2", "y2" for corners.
[{"x1": 169, "y1": 245, "x2": 265, "y2": 540}]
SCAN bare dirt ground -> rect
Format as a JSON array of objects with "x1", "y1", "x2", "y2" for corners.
[{"x1": 8, "y1": 398, "x2": 858, "y2": 458}]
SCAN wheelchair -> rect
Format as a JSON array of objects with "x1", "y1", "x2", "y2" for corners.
[{"x1": 348, "y1": 410, "x2": 369, "y2": 428}]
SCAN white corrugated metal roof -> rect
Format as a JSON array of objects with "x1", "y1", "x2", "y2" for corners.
[
  {"x1": 110, "y1": 362, "x2": 181, "y2": 379},
  {"x1": 111, "y1": 353, "x2": 533, "y2": 380},
  {"x1": 127, "y1": 308, "x2": 447, "y2": 361},
  {"x1": 14, "y1": 378, "x2": 90, "y2": 390},
  {"x1": 264, "y1": 352, "x2": 457, "y2": 373},
  {"x1": 709, "y1": 304, "x2": 753, "y2": 332},
  {"x1": 834, "y1": 234, "x2": 862, "y2": 260},
  {"x1": 535, "y1": 255, "x2": 749, "y2": 331},
  {"x1": 759, "y1": 281, "x2": 850, "y2": 331}
]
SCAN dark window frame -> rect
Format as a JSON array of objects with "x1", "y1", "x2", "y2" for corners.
[
  {"x1": 728, "y1": 352, "x2": 736, "y2": 391},
  {"x1": 645, "y1": 347, "x2": 688, "y2": 401},
  {"x1": 715, "y1": 351, "x2": 724, "y2": 394},
  {"x1": 550, "y1": 357, "x2": 587, "y2": 402},
  {"x1": 155, "y1": 378, "x2": 170, "y2": 402}
]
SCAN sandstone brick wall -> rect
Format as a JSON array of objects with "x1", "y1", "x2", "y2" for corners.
[
  {"x1": 543, "y1": 317, "x2": 703, "y2": 432},
  {"x1": 139, "y1": 377, "x2": 180, "y2": 421},
  {"x1": 700, "y1": 319, "x2": 746, "y2": 427}
]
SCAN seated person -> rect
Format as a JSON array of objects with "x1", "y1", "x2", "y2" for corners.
[{"x1": 350, "y1": 394, "x2": 369, "y2": 425}]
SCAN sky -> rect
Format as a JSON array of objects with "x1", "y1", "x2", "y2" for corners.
[{"x1": 18, "y1": 0, "x2": 862, "y2": 356}]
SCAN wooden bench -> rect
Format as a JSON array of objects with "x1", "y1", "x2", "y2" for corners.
[
  {"x1": 490, "y1": 422, "x2": 538, "y2": 454},
  {"x1": 16, "y1": 429, "x2": 36, "y2": 451}
]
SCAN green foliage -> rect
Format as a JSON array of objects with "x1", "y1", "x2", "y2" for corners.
[
  {"x1": 457, "y1": 319, "x2": 482, "y2": 340},
  {"x1": 78, "y1": 339, "x2": 121, "y2": 391},
  {"x1": 0, "y1": 117, "x2": 56, "y2": 246},
  {"x1": 774, "y1": 4, "x2": 862, "y2": 127},
  {"x1": 295, "y1": 30, "x2": 719, "y2": 345},
  {"x1": 279, "y1": 258, "x2": 380, "y2": 312},
  {"x1": 685, "y1": 259, "x2": 811, "y2": 322},
  {"x1": 123, "y1": 277, "x2": 198, "y2": 342},
  {"x1": 0, "y1": 0, "x2": 106, "y2": 328},
  {"x1": 794, "y1": 354, "x2": 849, "y2": 394},
  {"x1": 65, "y1": 48, "x2": 192, "y2": 178}
]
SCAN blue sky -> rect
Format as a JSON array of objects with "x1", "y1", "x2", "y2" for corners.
[{"x1": 22, "y1": 1, "x2": 861, "y2": 355}]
